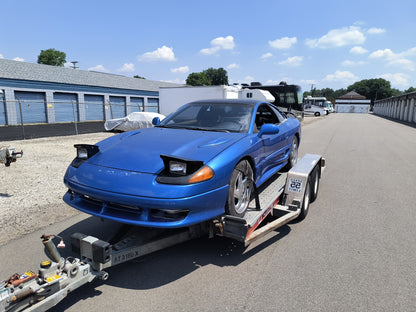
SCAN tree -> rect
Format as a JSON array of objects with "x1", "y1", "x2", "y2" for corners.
[
  {"x1": 133, "y1": 75, "x2": 146, "y2": 79},
  {"x1": 203, "y1": 67, "x2": 228, "y2": 85},
  {"x1": 404, "y1": 87, "x2": 416, "y2": 93},
  {"x1": 186, "y1": 67, "x2": 229, "y2": 86},
  {"x1": 347, "y1": 78, "x2": 393, "y2": 104},
  {"x1": 37, "y1": 48, "x2": 66, "y2": 66},
  {"x1": 186, "y1": 72, "x2": 211, "y2": 86}
]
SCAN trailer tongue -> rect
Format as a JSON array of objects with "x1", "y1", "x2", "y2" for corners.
[{"x1": 0, "y1": 154, "x2": 324, "y2": 312}]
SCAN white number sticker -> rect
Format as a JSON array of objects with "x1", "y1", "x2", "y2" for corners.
[{"x1": 288, "y1": 178, "x2": 303, "y2": 193}]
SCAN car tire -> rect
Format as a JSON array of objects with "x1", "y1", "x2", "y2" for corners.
[
  {"x1": 314, "y1": 112, "x2": 320, "y2": 117},
  {"x1": 226, "y1": 160, "x2": 253, "y2": 218},
  {"x1": 310, "y1": 167, "x2": 320, "y2": 202},
  {"x1": 297, "y1": 179, "x2": 310, "y2": 221},
  {"x1": 283, "y1": 136, "x2": 298, "y2": 171}
]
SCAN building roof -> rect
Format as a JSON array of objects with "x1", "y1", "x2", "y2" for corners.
[
  {"x1": 338, "y1": 91, "x2": 367, "y2": 100},
  {"x1": 0, "y1": 59, "x2": 181, "y2": 92}
]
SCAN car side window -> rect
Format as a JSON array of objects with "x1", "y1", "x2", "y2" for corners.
[
  {"x1": 270, "y1": 105, "x2": 286, "y2": 123},
  {"x1": 255, "y1": 104, "x2": 280, "y2": 131}
]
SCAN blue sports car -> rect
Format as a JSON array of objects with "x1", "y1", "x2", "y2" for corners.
[{"x1": 63, "y1": 99, "x2": 301, "y2": 228}]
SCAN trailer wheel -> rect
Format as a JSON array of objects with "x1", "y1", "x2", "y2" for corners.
[
  {"x1": 310, "y1": 167, "x2": 320, "y2": 202},
  {"x1": 283, "y1": 136, "x2": 298, "y2": 171},
  {"x1": 226, "y1": 160, "x2": 253, "y2": 218},
  {"x1": 297, "y1": 180, "x2": 310, "y2": 221}
]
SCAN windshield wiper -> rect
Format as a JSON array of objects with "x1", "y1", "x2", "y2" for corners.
[{"x1": 156, "y1": 124, "x2": 186, "y2": 129}]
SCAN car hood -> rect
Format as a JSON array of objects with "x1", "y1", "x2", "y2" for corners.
[{"x1": 88, "y1": 127, "x2": 246, "y2": 173}]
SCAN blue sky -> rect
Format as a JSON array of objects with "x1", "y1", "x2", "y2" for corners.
[{"x1": 1, "y1": 0, "x2": 416, "y2": 92}]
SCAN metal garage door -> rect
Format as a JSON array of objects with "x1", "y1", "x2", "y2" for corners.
[
  {"x1": 14, "y1": 91, "x2": 46, "y2": 124},
  {"x1": 146, "y1": 98, "x2": 159, "y2": 113},
  {"x1": 53, "y1": 93, "x2": 79, "y2": 122},
  {"x1": 109, "y1": 96, "x2": 126, "y2": 119},
  {"x1": 130, "y1": 97, "x2": 144, "y2": 113},
  {"x1": 0, "y1": 90, "x2": 5, "y2": 125},
  {"x1": 84, "y1": 94, "x2": 104, "y2": 121}
]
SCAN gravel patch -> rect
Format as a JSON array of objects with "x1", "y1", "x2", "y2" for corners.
[{"x1": 0, "y1": 132, "x2": 114, "y2": 246}]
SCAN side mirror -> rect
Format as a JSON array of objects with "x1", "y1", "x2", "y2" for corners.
[
  {"x1": 258, "y1": 124, "x2": 279, "y2": 137},
  {"x1": 152, "y1": 117, "x2": 161, "y2": 125}
]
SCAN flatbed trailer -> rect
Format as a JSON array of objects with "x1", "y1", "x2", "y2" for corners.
[{"x1": 0, "y1": 154, "x2": 324, "y2": 312}]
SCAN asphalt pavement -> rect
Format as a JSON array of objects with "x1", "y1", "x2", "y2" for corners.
[{"x1": 1, "y1": 113, "x2": 415, "y2": 312}]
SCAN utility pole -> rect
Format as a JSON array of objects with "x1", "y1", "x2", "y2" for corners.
[{"x1": 70, "y1": 61, "x2": 79, "y2": 69}]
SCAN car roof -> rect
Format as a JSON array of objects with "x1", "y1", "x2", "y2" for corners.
[{"x1": 187, "y1": 99, "x2": 265, "y2": 106}]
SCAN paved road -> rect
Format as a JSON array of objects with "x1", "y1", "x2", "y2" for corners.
[{"x1": 1, "y1": 114, "x2": 415, "y2": 311}]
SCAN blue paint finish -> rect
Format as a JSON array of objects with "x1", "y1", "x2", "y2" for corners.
[
  {"x1": 53, "y1": 92, "x2": 79, "y2": 122},
  {"x1": 84, "y1": 94, "x2": 104, "y2": 121},
  {"x1": 14, "y1": 91, "x2": 46, "y2": 123},
  {"x1": 130, "y1": 97, "x2": 144, "y2": 113},
  {"x1": 63, "y1": 99, "x2": 301, "y2": 228},
  {"x1": 109, "y1": 96, "x2": 126, "y2": 119}
]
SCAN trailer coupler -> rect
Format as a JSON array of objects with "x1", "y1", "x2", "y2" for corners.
[{"x1": 0, "y1": 234, "x2": 105, "y2": 312}]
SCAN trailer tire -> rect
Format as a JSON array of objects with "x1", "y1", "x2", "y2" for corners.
[
  {"x1": 310, "y1": 167, "x2": 320, "y2": 202},
  {"x1": 226, "y1": 160, "x2": 253, "y2": 218},
  {"x1": 297, "y1": 180, "x2": 310, "y2": 221}
]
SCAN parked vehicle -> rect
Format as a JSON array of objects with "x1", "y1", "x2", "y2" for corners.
[
  {"x1": 63, "y1": 99, "x2": 301, "y2": 228},
  {"x1": 303, "y1": 102, "x2": 328, "y2": 116},
  {"x1": 104, "y1": 112, "x2": 165, "y2": 132}
]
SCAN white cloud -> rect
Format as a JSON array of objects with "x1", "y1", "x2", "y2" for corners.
[
  {"x1": 342, "y1": 60, "x2": 367, "y2": 67},
  {"x1": 13, "y1": 57, "x2": 24, "y2": 62},
  {"x1": 323, "y1": 70, "x2": 358, "y2": 83},
  {"x1": 350, "y1": 46, "x2": 368, "y2": 54},
  {"x1": 261, "y1": 52, "x2": 273, "y2": 60},
  {"x1": 379, "y1": 73, "x2": 409, "y2": 87},
  {"x1": 278, "y1": 56, "x2": 303, "y2": 66},
  {"x1": 171, "y1": 66, "x2": 189, "y2": 73},
  {"x1": 369, "y1": 48, "x2": 415, "y2": 70},
  {"x1": 88, "y1": 65, "x2": 108, "y2": 72},
  {"x1": 305, "y1": 26, "x2": 366, "y2": 49},
  {"x1": 269, "y1": 37, "x2": 297, "y2": 49},
  {"x1": 200, "y1": 36, "x2": 235, "y2": 55},
  {"x1": 369, "y1": 48, "x2": 395, "y2": 59},
  {"x1": 367, "y1": 27, "x2": 386, "y2": 35},
  {"x1": 139, "y1": 46, "x2": 176, "y2": 62},
  {"x1": 0, "y1": 54, "x2": 3, "y2": 59},
  {"x1": 118, "y1": 63, "x2": 135, "y2": 72},
  {"x1": 227, "y1": 63, "x2": 239, "y2": 70}
]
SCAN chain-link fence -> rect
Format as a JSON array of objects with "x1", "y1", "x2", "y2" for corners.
[{"x1": 0, "y1": 99, "x2": 160, "y2": 140}]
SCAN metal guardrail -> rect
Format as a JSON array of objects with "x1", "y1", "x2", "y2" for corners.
[{"x1": 373, "y1": 92, "x2": 416, "y2": 124}]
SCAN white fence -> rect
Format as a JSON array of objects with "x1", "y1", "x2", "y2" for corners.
[{"x1": 373, "y1": 92, "x2": 416, "y2": 124}]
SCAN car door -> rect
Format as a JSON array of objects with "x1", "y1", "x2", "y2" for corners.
[{"x1": 255, "y1": 104, "x2": 288, "y2": 178}]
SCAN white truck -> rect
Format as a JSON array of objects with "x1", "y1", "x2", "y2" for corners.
[
  {"x1": 159, "y1": 83, "x2": 304, "y2": 120},
  {"x1": 159, "y1": 85, "x2": 240, "y2": 116}
]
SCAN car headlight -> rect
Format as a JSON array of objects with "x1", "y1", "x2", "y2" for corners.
[
  {"x1": 71, "y1": 144, "x2": 99, "y2": 168},
  {"x1": 157, "y1": 155, "x2": 214, "y2": 184},
  {"x1": 169, "y1": 160, "x2": 187, "y2": 175}
]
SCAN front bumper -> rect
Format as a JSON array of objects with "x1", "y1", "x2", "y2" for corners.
[{"x1": 63, "y1": 181, "x2": 229, "y2": 228}]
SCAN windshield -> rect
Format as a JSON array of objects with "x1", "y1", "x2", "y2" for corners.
[{"x1": 158, "y1": 102, "x2": 253, "y2": 133}]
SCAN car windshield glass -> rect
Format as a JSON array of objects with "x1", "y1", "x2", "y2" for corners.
[{"x1": 158, "y1": 103, "x2": 253, "y2": 133}]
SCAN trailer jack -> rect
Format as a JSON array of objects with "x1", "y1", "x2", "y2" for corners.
[{"x1": 0, "y1": 147, "x2": 23, "y2": 167}]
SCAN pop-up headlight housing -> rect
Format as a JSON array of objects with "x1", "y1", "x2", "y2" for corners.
[
  {"x1": 71, "y1": 144, "x2": 99, "y2": 168},
  {"x1": 157, "y1": 155, "x2": 214, "y2": 184}
]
